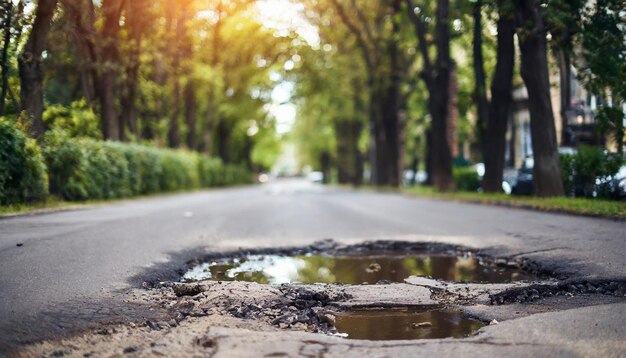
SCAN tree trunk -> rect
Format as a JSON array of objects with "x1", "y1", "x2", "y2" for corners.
[
  {"x1": 18, "y1": 0, "x2": 58, "y2": 138},
  {"x1": 515, "y1": 0, "x2": 564, "y2": 197},
  {"x1": 352, "y1": 120, "x2": 364, "y2": 186},
  {"x1": 429, "y1": 0, "x2": 454, "y2": 191},
  {"x1": 483, "y1": 11, "x2": 515, "y2": 192},
  {"x1": 371, "y1": 0, "x2": 402, "y2": 187},
  {"x1": 216, "y1": 120, "x2": 230, "y2": 163},
  {"x1": 447, "y1": 62, "x2": 459, "y2": 159},
  {"x1": 424, "y1": 129, "x2": 433, "y2": 185},
  {"x1": 184, "y1": 81, "x2": 197, "y2": 150},
  {"x1": 98, "y1": 0, "x2": 124, "y2": 140},
  {"x1": 0, "y1": 1, "x2": 14, "y2": 116},
  {"x1": 335, "y1": 119, "x2": 363, "y2": 185},
  {"x1": 555, "y1": 46, "x2": 571, "y2": 145},
  {"x1": 168, "y1": 81, "x2": 181, "y2": 148},
  {"x1": 472, "y1": 0, "x2": 489, "y2": 153},
  {"x1": 119, "y1": 0, "x2": 145, "y2": 137},
  {"x1": 62, "y1": 0, "x2": 98, "y2": 106},
  {"x1": 320, "y1": 151, "x2": 331, "y2": 184}
]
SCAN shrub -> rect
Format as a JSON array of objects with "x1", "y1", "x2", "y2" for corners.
[
  {"x1": 560, "y1": 146, "x2": 624, "y2": 199},
  {"x1": 160, "y1": 151, "x2": 201, "y2": 191},
  {"x1": 0, "y1": 119, "x2": 48, "y2": 204},
  {"x1": 43, "y1": 100, "x2": 102, "y2": 139},
  {"x1": 41, "y1": 131, "x2": 249, "y2": 201},
  {"x1": 225, "y1": 164, "x2": 254, "y2": 185},
  {"x1": 453, "y1": 166, "x2": 480, "y2": 192},
  {"x1": 199, "y1": 157, "x2": 225, "y2": 187}
]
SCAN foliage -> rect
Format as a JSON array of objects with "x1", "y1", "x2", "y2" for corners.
[
  {"x1": 452, "y1": 166, "x2": 480, "y2": 192},
  {"x1": 578, "y1": 0, "x2": 626, "y2": 153},
  {"x1": 405, "y1": 185, "x2": 626, "y2": 219},
  {"x1": 560, "y1": 146, "x2": 624, "y2": 199},
  {"x1": 0, "y1": 118, "x2": 48, "y2": 204},
  {"x1": 42, "y1": 100, "x2": 102, "y2": 139},
  {"x1": 41, "y1": 130, "x2": 250, "y2": 201}
]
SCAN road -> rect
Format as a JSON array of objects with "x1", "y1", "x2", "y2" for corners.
[{"x1": 1, "y1": 179, "x2": 625, "y2": 353}]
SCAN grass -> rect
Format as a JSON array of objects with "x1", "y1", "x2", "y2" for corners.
[
  {"x1": 403, "y1": 186, "x2": 626, "y2": 220},
  {"x1": 3, "y1": 184, "x2": 624, "y2": 220},
  {"x1": 0, "y1": 197, "x2": 90, "y2": 217},
  {"x1": 0, "y1": 188, "x2": 212, "y2": 217}
]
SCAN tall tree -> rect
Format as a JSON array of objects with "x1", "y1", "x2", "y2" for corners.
[
  {"x1": 119, "y1": 0, "x2": 149, "y2": 137},
  {"x1": 62, "y1": 0, "x2": 97, "y2": 106},
  {"x1": 482, "y1": 2, "x2": 515, "y2": 192},
  {"x1": 471, "y1": 0, "x2": 488, "y2": 153},
  {"x1": 328, "y1": 0, "x2": 404, "y2": 186},
  {"x1": 514, "y1": 0, "x2": 564, "y2": 196},
  {"x1": 578, "y1": 0, "x2": 625, "y2": 154},
  {"x1": 405, "y1": 0, "x2": 454, "y2": 191},
  {"x1": 544, "y1": 0, "x2": 585, "y2": 145},
  {"x1": 98, "y1": 0, "x2": 124, "y2": 140},
  {"x1": 18, "y1": 0, "x2": 58, "y2": 138}
]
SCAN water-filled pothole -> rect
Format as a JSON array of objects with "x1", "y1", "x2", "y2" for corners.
[
  {"x1": 334, "y1": 308, "x2": 484, "y2": 340},
  {"x1": 182, "y1": 253, "x2": 535, "y2": 284}
]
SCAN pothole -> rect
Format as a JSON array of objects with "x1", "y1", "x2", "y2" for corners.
[
  {"x1": 182, "y1": 253, "x2": 537, "y2": 285},
  {"x1": 334, "y1": 307, "x2": 484, "y2": 340}
]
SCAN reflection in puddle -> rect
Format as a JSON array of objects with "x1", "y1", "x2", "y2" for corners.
[
  {"x1": 182, "y1": 254, "x2": 535, "y2": 284},
  {"x1": 334, "y1": 308, "x2": 484, "y2": 340}
]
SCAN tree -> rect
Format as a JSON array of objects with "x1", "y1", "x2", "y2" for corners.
[
  {"x1": 544, "y1": 0, "x2": 585, "y2": 145},
  {"x1": 326, "y1": 0, "x2": 405, "y2": 186},
  {"x1": 97, "y1": 0, "x2": 124, "y2": 140},
  {"x1": 18, "y1": 0, "x2": 58, "y2": 138},
  {"x1": 578, "y1": 0, "x2": 626, "y2": 154},
  {"x1": 514, "y1": 0, "x2": 564, "y2": 197},
  {"x1": 471, "y1": 0, "x2": 488, "y2": 154},
  {"x1": 405, "y1": 0, "x2": 454, "y2": 191},
  {"x1": 482, "y1": 1, "x2": 515, "y2": 193}
]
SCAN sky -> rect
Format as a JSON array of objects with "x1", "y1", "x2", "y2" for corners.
[{"x1": 255, "y1": 0, "x2": 319, "y2": 135}]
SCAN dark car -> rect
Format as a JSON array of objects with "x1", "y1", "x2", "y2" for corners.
[{"x1": 510, "y1": 157, "x2": 534, "y2": 195}]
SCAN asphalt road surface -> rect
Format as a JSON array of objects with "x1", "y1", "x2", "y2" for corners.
[{"x1": 1, "y1": 179, "x2": 625, "y2": 353}]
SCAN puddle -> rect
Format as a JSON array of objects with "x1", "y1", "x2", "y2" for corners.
[
  {"x1": 182, "y1": 253, "x2": 535, "y2": 284},
  {"x1": 334, "y1": 308, "x2": 484, "y2": 340}
]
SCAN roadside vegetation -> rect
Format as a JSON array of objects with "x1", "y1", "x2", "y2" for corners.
[
  {"x1": 0, "y1": 119, "x2": 251, "y2": 211},
  {"x1": 404, "y1": 186, "x2": 626, "y2": 220},
  {"x1": 0, "y1": 0, "x2": 624, "y2": 214}
]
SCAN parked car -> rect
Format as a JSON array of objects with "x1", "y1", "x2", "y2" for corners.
[{"x1": 510, "y1": 157, "x2": 534, "y2": 195}]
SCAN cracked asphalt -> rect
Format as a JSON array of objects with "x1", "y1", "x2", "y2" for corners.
[{"x1": 1, "y1": 178, "x2": 625, "y2": 355}]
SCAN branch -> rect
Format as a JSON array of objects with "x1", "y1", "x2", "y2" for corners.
[
  {"x1": 328, "y1": 0, "x2": 374, "y2": 72},
  {"x1": 404, "y1": 0, "x2": 432, "y2": 77},
  {"x1": 349, "y1": 0, "x2": 379, "y2": 53}
]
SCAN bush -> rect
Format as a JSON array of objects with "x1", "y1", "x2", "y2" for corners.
[
  {"x1": 43, "y1": 100, "x2": 102, "y2": 139},
  {"x1": 199, "y1": 157, "x2": 225, "y2": 187},
  {"x1": 453, "y1": 166, "x2": 480, "y2": 192},
  {"x1": 41, "y1": 131, "x2": 247, "y2": 201},
  {"x1": 560, "y1": 146, "x2": 624, "y2": 199},
  {"x1": 225, "y1": 164, "x2": 254, "y2": 185},
  {"x1": 0, "y1": 119, "x2": 48, "y2": 204}
]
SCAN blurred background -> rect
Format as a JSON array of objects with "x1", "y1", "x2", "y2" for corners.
[{"x1": 0, "y1": 0, "x2": 625, "y2": 207}]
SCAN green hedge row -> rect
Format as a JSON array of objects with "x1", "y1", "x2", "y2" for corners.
[
  {"x1": 0, "y1": 119, "x2": 48, "y2": 205},
  {"x1": 0, "y1": 121, "x2": 252, "y2": 204}
]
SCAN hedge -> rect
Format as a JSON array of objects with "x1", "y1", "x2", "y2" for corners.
[
  {"x1": 0, "y1": 122, "x2": 253, "y2": 204},
  {"x1": 453, "y1": 166, "x2": 480, "y2": 192},
  {"x1": 0, "y1": 119, "x2": 48, "y2": 205},
  {"x1": 41, "y1": 132, "x2": 253, "y2": 201},
  {"x1": 560, "y1": 146, "x2": 624, "y2": 199}
]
